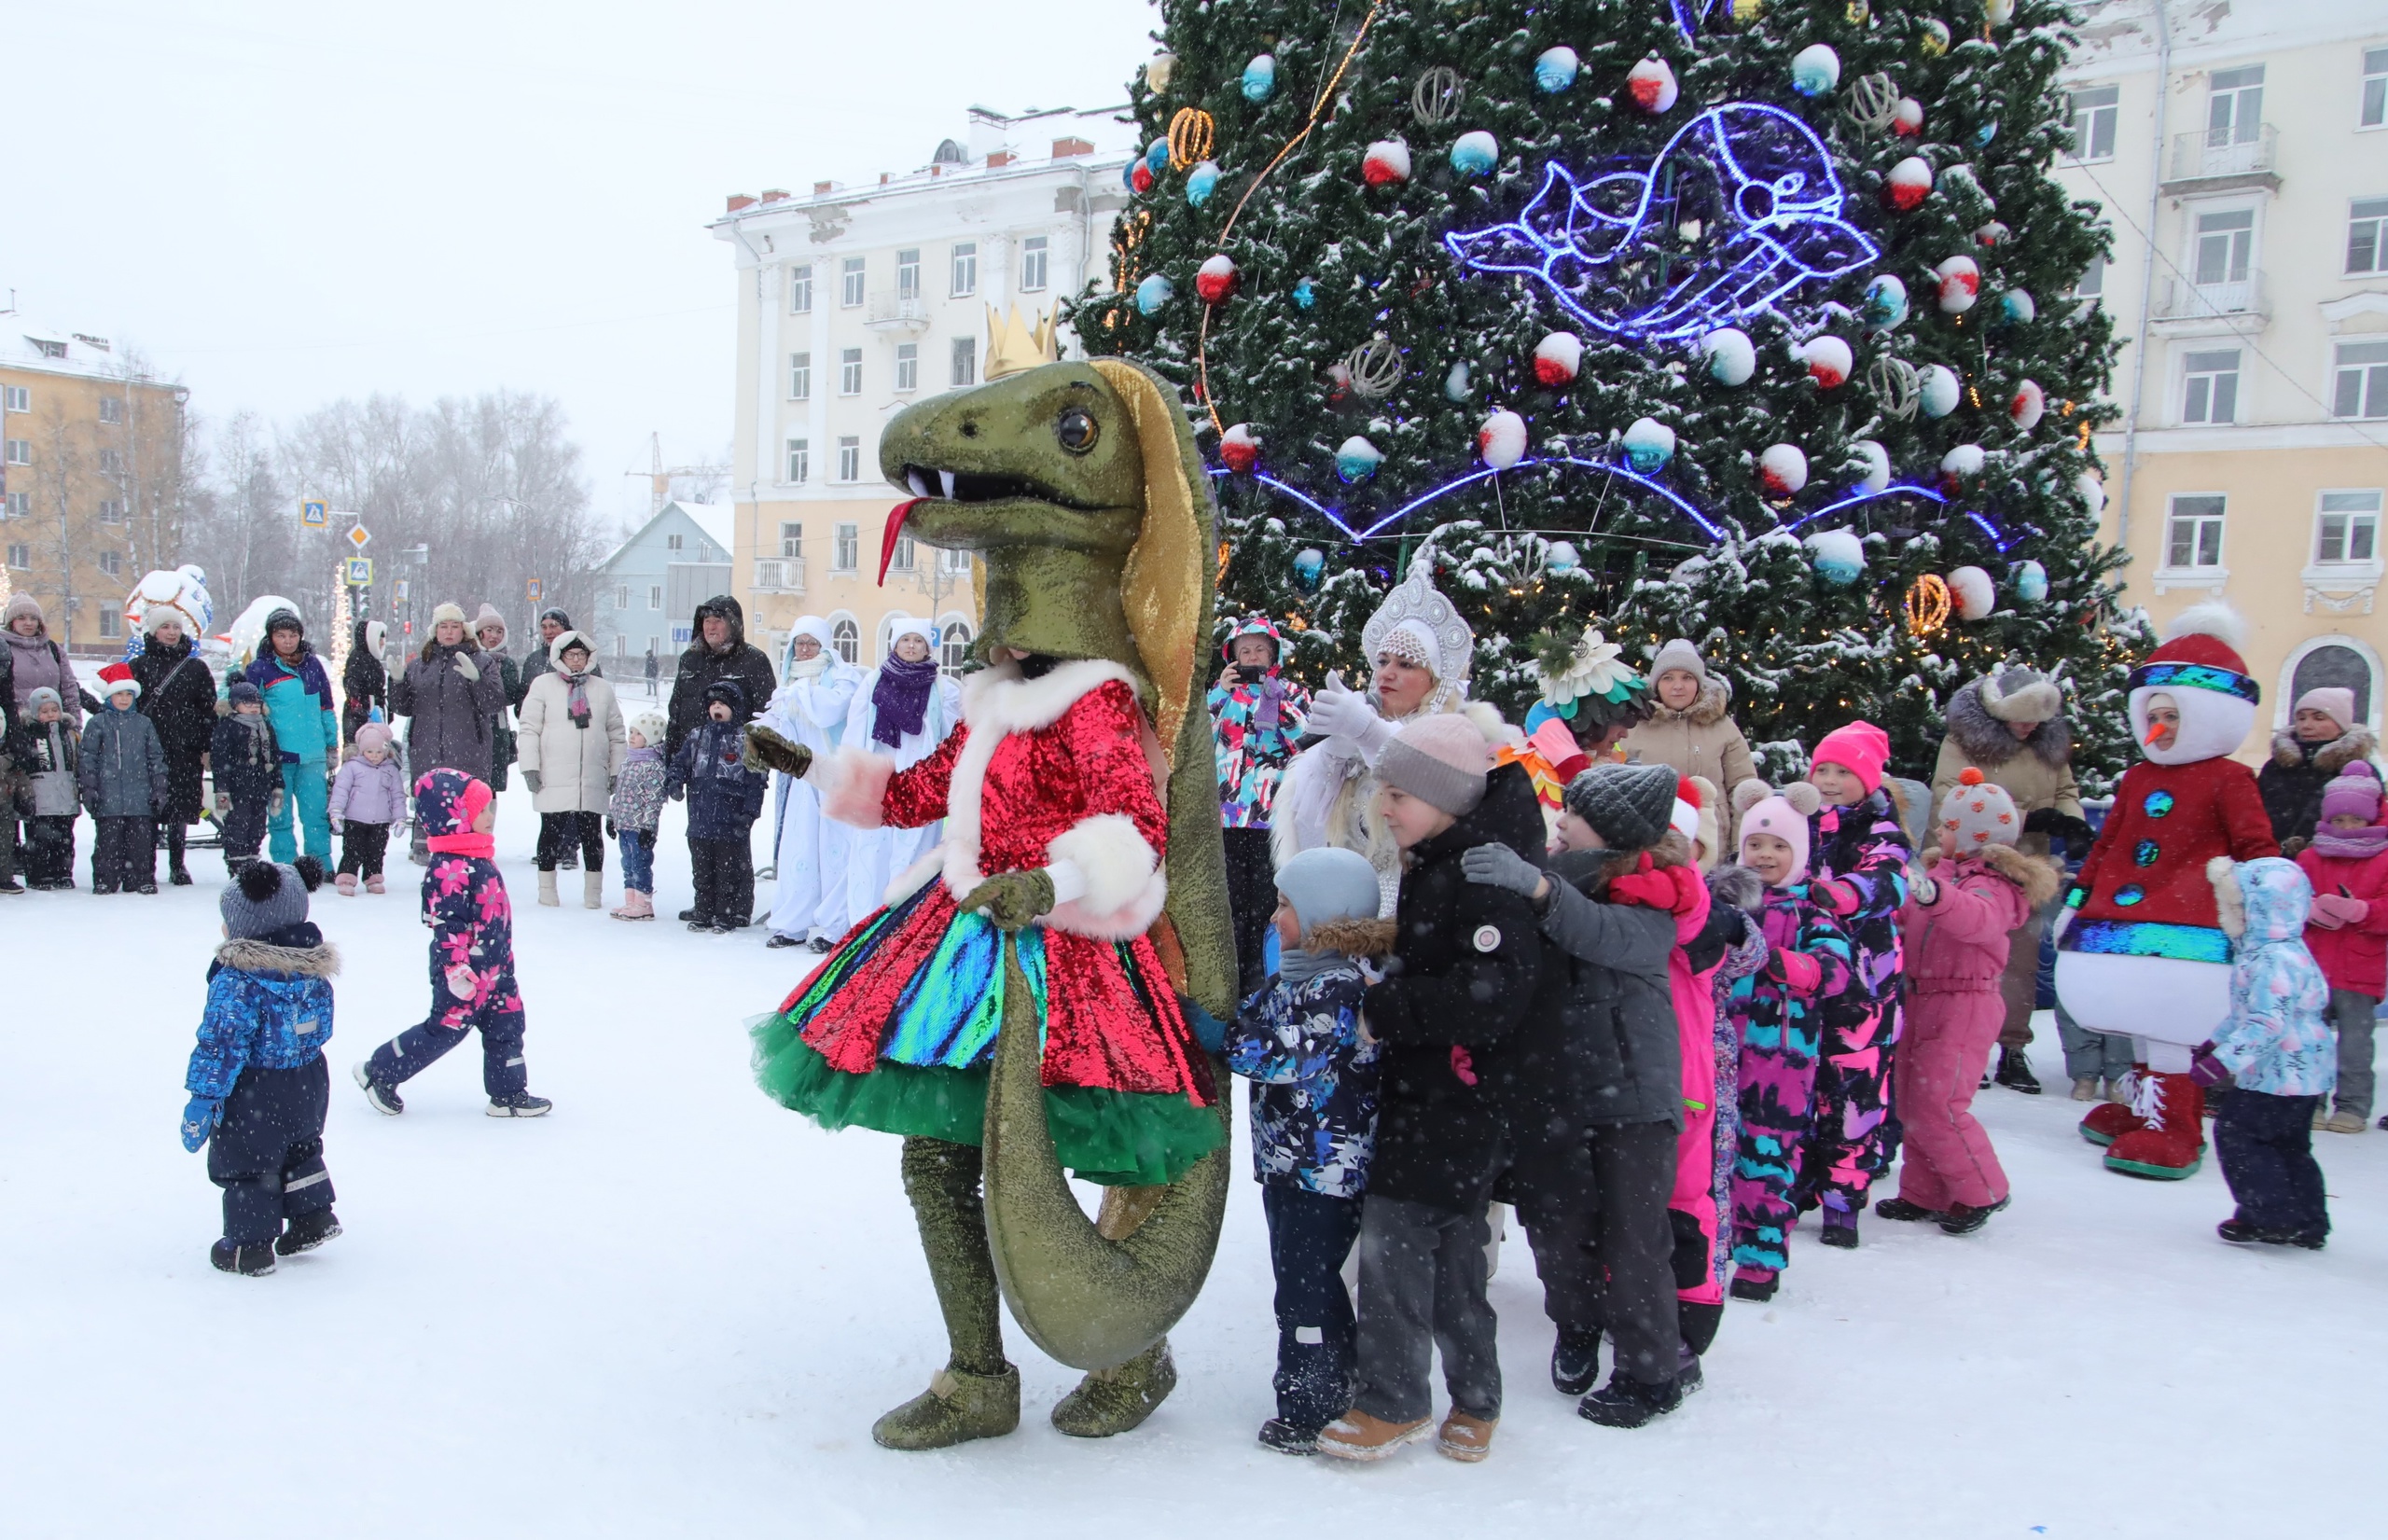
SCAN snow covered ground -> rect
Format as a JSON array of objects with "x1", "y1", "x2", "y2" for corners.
[{"x1": 5, "y1": 777, "x2": 2381, "y2": 1539}]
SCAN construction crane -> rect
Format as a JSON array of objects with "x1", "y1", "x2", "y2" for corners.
[{"x1": 625, "y1": 434, "x2": 727, "y2": 516}]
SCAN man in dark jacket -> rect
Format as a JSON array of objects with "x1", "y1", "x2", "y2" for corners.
[
  {"x1": 665, "y1": 595, "x2": 776, "y2": 758},
  {"x1": 1462, "y1": 760, "x2": 1691, "y2": 1428}
]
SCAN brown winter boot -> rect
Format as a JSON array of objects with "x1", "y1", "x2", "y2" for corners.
[
  {"x1": 583, "y1": 870, "x2": 604, "y2": 909},
  {"x1": 1316, "y1": 1408, "x2": 1433, "y2": 1463},
  {"x1": 2079, "y1": 1064, "x2": 2147, "y2": 1147}
]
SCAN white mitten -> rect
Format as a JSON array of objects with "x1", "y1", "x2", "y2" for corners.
[
  {"x1": 452, "y1": 654, "x2": 479, "y2": 682},
  {"x1": 1306, "y1": 672, "x2": 1396, "y2": 761}
]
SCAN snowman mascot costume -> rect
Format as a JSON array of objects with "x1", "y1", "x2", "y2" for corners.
[
  {"x1": 761, "y1": 616, "x2": 867, "y2": 951},
  {"x1": 2054, "y1": 605, "x2": 2279, "y2": 1178}
]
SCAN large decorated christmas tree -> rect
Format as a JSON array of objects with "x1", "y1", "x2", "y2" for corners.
[{"x1": 1074, "y1": 0, "x2": 2151, "y2": 785}]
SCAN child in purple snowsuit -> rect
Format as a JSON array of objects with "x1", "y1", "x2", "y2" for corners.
[
  {"x1": 1798, "y1": 722, "x2": 1913, "y2": 1246},
  {"x1": 1728, "y1": 784, "x2": 1854, "y2": 1301}
]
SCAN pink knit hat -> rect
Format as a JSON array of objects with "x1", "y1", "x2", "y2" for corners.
[
  {"x1": 1811, "y1": 720, "x2": 1891, "y2": 794},
  {"x1": 1734, "y1": 781, "x2": 1823, "y2": 883},
  {"x1": 1376, "y1": 713, "x2": 1491, "y2": 816},
  {"x1": 2320, "y1": 764, "x2": 2381, "y2": 825},
  {"x1": 2296, "y1": 687, "x2": 2357, "y2": 736}
]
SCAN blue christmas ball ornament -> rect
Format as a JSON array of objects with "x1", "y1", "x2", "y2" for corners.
[
  {"x1": 1449, "y1": 131, "x2": 1498, "y2": 177},
  {"x1": 1534, "y1": 46, "x2": 1579, "y2": 93},
  {"x1": 1621, "y1": 417, "x2": 1676, "y2": 475},
  {"x1": 1145, "y1": 140, "x2": 1170, "y2": 173},
  {"x1": 1185, "y1": 160, "x2": 1220, "y2": 207},
  {"x1": 1863, "y1": 274, "x2": 1909, "y2": 330},
  {"x1": 1804, "y1": 527, "x2": 1866, "y2": 587},
  {"x1": 1335, "y1": 436, "x2": 1384, "y2": 483},
  {"x1": 1545, "y1": 540, "x2": 1580, "y2": 576},
  {"x1": 1976, "y1": 119, "x2": 1999, "y2": 147},
  {"x1": 1292, "y1": 277, "x2": 1317, "y2": 310},
  {"x1": 1243, "y1": 53, "x2": 1277, "y2": 104},
  {"x1": 1293, "y1": 548, "x2": 1326, "y2": 589},
  {"x1": 2013, "y1": 559, "x2": 2048, "y2": 604},
  {"x1": 1135, "y1": 273, "x2": 1174, "y2": 315},
  {"x1": 1791, "y1": 44, "x2": 1842, "y2": 99},
  {"x1": 1120, "y1": 159, "x2": 1140, "y2": 191},
  {"x1": 2000, "y1": 288, "x2": 2037, "y2": 326}
]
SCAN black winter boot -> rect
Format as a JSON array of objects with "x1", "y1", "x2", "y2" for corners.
[
  {"x1": 1994, "y1": 1047, "x2": 2044, "y2": 1095},
  {"x1": 211, "y1": 1240, "x2": 276, "y2": 1276},
  {"x1": 1550, "y1": 1327, "x2": 1604, "y2": 1397},
  {"x1": 1578, "y1": 1370, "x2": 1683, "y2": 1428},
  {"x1": 276, "y1": 1209, "x2": 342, "y2": 1256},
  {"x1": 1874, "y1": 1198, "x2": 1941, "y2": 1223}
]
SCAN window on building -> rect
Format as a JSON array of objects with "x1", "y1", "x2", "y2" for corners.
[
  {"x1": 831, "y1": 617, "x2": 859, "y2": 664},
  {"x1": 896, "y1": 248, "x2": 921, "y2": 300},
  {"x1": 98, "y1": 396, "x2": 123, "y2": 424},
  {"x1": 613, "y1": 583, "x2": 629, "y2": 609},
  {"x1": 5, "y1": 543, "x2": 26, "y2": 569},
  {"x1": 667, "y1": 533, "x2": 683, "y2": 551},
  {"x1": 940, "y1": 621, "x2": 974, "y2": 674},
  {"x1": 951, "y1": 242, "x2": 978, "y2": 297},
  {"x1": 789, "y1": 351, "x2": 812, "y2": 400},
  {"x1": 96, "y1": 448, "x2": 123, "y2": 476},
  {"x1": 778, "y1": 520, "x2": 802, "y2": 558},
  {"x1": 895, "y1": 341, "x2": 918, "y2": 393},
  {"x1": 32, "y1": 339, "x2": 63, "y2": 359},
  {"x1": 755, "y1": 558, "x2": 789, "y2": 590},
  {"x1": 951, "y1": 336, "x2": 977, "y2": 388},
  {"x1": 2335, "y1": 341, "x2": 2388, "y2": 419},
  {"x1": 836, "y1": 437, "x2": 860, "y2": 482},
  {"x1": 940, "y1": 545, "x2": 973, "y2": 575},
  {"x1": 2316, "y1": 491, "x2": 2381, "y2": 565},
  {"x1": 785, "y1": 437, "x2": 810, "y2": 483},
  {"x1": 6, "y1": 439, "x2": 30, "y2": 465},
  {"x1": 649, "y1": 585, "x2": 662, "y2": 610},
  {"x1": 789, "y1": 263, "x2": 813, "y2": 313},
  {"x1": 2068, "y1": 85, "x2": 2119, "y2": 160},
  {"x1": 840, "y1": 256, "x2": 866, "y2": 307},
  {"x1": 889, "y1": 532, "x2": 916, "y2": 572},
  {"x1": 99, "y1": 499, "x2": 125, "y2": 523},
  {"x1": 98, "y1": 549, "x2": 121, "y2": 578},
  {"x1": 1020, "y1": 235, "x2": 1049, "y2": 291},
  {"x1": 833, "y1": 523, "x2": 859, "y2": 572},
  {"x1": 2348, "y1": 198, "x2": 2388, "y2": 275},
  {"x1": 2181, "y1": 349, "x2": 2242, "y2": 424},
  {"x1": 2193, "y1": 208, "x2": 2254, "y2": 286},
  {"x1": 840, "y1": 347, "x2": 862, "y2": 395},
  {"x1": 615, "y1": 633, "x2": 628, "y2": 660},
  {"x1": 2075, "y1": 257, "x2": 2106, "y2": 299},
  {"x1": 3, "y1": 492, "x2": 27, "y2": 519},
  {"x1": 2164, "y1": 494, "x2": 2227, "y2": 570},
  {"x1": 2206, "y1": 63, "x2": 2265, "y2": 147},
  {"x1": 1, "y1": 385, "x2": 25, "y2": 412},
  {"x1": 98, "y1": 609, "x2": 119, "y2": 639},
  {"x1": 2363, "y1": 46, "x2": 2387, "y2": 129}
]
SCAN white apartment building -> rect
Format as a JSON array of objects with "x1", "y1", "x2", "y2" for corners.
[
  {"x1": 709, "y1": 104, "x2": 1136, "y2": 670},
  {"x1": 2059, "y1": 0, "x2": 2388, "y2": 755}
]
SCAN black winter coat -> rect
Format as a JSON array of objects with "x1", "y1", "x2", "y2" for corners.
[
  {"x1": 1362, "y1": 808, "x2": 1543, "y2": 1212},
  {"x1": 2256, "y1": 727, "x2": 2379, "y2": 846},
  {"x1": 210, "y1": 712, "x2": 285, "y2": 804},
  {"x1": 340, "y1": 620, "x2": 387, "y2": 745},
  {"x1": 131, "y1": 632, "x2": 218, "y2": 823},
  {"x1": 665, "y1": 594, "x2": 777, "y2": 758},
  {"x1": 1518, "y1": 853, "x2": 1684, "y2": 1131}
]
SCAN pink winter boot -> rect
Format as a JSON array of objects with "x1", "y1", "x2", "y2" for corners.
[
  {"x1": 611, "y1": 890, "x2": 654, "y2": 922},
  {"x1": 336, "y1": 872, "x2": 358, "y2": 896},
  {"x1": 367, "y1": 874, "x2": 386, "y2": 895}
]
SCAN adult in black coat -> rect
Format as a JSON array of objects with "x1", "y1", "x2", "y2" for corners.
[
  {"x1": 131, "y1": 612, "x2": 220, "y2": 884},
  {"x1": 2256, "y1": 687, "x2": 2378, "y2": 846},
  {"x1": 340, "y1": 618, "x2": 388, "y2": 748},
  {"x1": 665, "y1": 594, "x2": 776, "y2": 758}
]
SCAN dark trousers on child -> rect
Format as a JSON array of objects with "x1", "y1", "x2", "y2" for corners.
[
  {"x1": 1261, "y1": 1183, "x2": 1364, "y2": 1432},
  {"x1": 1352, "y1": 1194, "x2": 1502, "y2": 1425},
  {"x1": 209, "y1": 1058, "x2": 335, "y2": 1246},
  {"x1": 687, "y1": 836, "x2": 753, "y2": 924},
  {"x1": 366, "y1": 958, "x2": 529, "y2": 1099},
  {"x1": 536, "y1": 812, "x2": 604, "y2": 872},
  {"x1": 1222, "y1": 826, "x2": 1278, "y2": 1001},
  {"x1": 25, "y1": 814, "x2": 76, "y2": 886},
  {"x1": 92, "y1": 814, "x2": 154, "y2": 889},
  {"x1": 337, "y1": 821, "x2": 391, "y2": 879},
  {"x1": 221, "y1": 797, "x2": 271, "y2": 872},
  {"x1": 2215, "y1": 1089, "x2": 2330, "y2": 1239},
  {"x1": 1518, "y1": 1118, "x2": 1683, "y2": 1389}
]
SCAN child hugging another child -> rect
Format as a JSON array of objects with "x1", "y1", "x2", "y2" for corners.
[
  {"x1": 329, "y1": 722, "x2": 406, "y2": 895},
  {"x1": 1226, "y1": 845, "x2": 1393, "y2": 1457},
  {"x1": 1877, "y1": 770, "x2": 2062, "y2": 1236}
]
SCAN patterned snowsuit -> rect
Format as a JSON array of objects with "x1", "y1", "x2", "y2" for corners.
[
  {"x1": 1798, "y1": 790, "x2": 1913, "y2": 1214},
  {"x1": 366, "y1": 780, "x2": 529, "y2": 1100},
  {"x1": 1729, "y1": 883, "x2": 1853, "y2": 1274}
]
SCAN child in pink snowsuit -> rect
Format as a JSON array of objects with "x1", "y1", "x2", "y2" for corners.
[{"x1": 1880, "y1": 770, "x2": 2062, "y2": 1234}]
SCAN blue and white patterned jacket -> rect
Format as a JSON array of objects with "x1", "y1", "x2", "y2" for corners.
[
  {"x1": 2211, "y1": 857, "x2": 2337, "y2": 1098},
  {"x1": 1228, "y1": 953, "x2": 1383, "y2": 1199},
  {"x1": 185, "y1": 936, "x2": 339, "y2": 1098}
]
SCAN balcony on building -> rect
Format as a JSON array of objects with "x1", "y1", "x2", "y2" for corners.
[
  {"x1": 2160, "y1": 123, "x2": 2279, "y2": 195},
  {"x1": 753, "y1": 555, "x2": 807, "y2": 594},
  {"x1": 2153, "y1": 269, "x2": 2268, "y2": 329},
  {"x1": 866, "y1": 292, "x2": 931, "y2": 331}
]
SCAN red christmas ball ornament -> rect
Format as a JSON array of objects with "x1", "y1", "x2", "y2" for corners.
[
  {"x1": 1892, "y1": 97, "x2": 1924, "y2": 137},
  {"x1": 1626, "y1": 56, "x2": 1679, "y2": 114},
  {"x1": 1195, "y1": 254, "x2": 1239, "y2": 304},
  {"x1": 1532, "y1": 330, "x2": 1583, "y2": 387},
  {"x1": 1130, "y1": 160, "x2": 1156, "y2": 194},
  {"x1": 1884, "y1": 156, "x2": 1934, "y2": 212},
  {"x1": 1758, "y1": 443, "x2": 1809, "y2": 497},
  {"x1": 1220, "y1": 422, "x2": 1260, "y2": 473},
  {"x1": 2010, "y1": 379, "x2": 2047, "y2": 433},
  {"x1": 1935, "y1": 254, "x2": 1981, "y2": 314},
  {"x1": 1798, "y1": 335, "x2": 1853, "y2": 389},
  {"x1": 1361, "y1": 139, "x2": 1412, "y2": 186}
]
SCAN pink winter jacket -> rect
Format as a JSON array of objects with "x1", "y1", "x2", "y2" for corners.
[
  {"x1": 1897, "y1": 845, "x2": 2062, "y2": 994},
  {"x1": 2294, "y1": 846, "x2": 2388, "y2": 997}
]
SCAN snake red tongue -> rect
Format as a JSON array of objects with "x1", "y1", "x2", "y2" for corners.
[{"x1": 879, "y1": 498, "x2": 922, "y2": 587}]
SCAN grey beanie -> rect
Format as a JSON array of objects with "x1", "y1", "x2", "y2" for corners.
[
  {"x1": 220, "y1": 858, "x2": 323, "y2": 939},
  {"x1": 1275, "y1": 847, "x2": 1381, "y2": 934},
  {"x1": 1648, "y1": 638, "x2": 1706, "y2": 681},
  {"x1": 1562, "y1": 761, "x2": 1681, "y2": 851}
]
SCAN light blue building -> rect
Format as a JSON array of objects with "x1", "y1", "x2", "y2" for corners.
[{"x1": 589, "y1": 501, "x2": 734, "y2": 692}]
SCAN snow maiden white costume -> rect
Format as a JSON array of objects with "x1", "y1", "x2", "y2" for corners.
[
  {"x1": 762, "y1": 616, "x2": 866, "y2": 949},
  {"x1": 838, "y1": 617, "x2": 962, "y2": 931}
]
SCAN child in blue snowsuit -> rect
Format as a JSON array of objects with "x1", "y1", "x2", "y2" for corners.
[
  {"x1": 668, "y1": 679, "x2": 767, "y2": 932},
  {"x1": 354, "y1": 769, "x2": 551, "y2": 1117},
  {"x1": 181, "y1": 856, "x2": 340, "y2": 1276},
  {"x1": 1225, "y1": 845, "x2": 1393, "y2": 1455}
]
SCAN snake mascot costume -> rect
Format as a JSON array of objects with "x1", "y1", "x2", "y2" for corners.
[{"x1": 742, "y1": 354, "x2": 1235, "y2": 1450}]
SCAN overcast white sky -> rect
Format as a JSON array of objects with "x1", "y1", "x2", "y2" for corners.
[{"x1": 3, "y1": 0, "x2": 1158, "y2": 531}]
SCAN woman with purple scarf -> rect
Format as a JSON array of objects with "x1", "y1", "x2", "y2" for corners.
[{"x1": 838, "y1": 617, "x2": 963, "y2": 929}]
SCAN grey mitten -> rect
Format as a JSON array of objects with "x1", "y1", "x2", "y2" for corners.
[
  {"x1": 521, "y1": 770, "x2": 542, "y2": 794},
  {"x1": 1460, "y1": 842, "x2": 1542, "y2": 896}
]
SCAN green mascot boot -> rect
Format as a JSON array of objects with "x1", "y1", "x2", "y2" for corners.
[
  {"x1": 1049, "y1": 1339, "x2": 1177, "y2": 1438},
  {"x1": 871, "y1": 1364, "x2": 1021, "y2": 1451}
]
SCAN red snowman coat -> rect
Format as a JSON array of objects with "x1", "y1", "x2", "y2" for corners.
[{"x1": 2067, "y1": 756, "x2": 2278, "y2": 963}]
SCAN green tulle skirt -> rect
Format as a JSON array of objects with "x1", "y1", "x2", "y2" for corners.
[{"x1": 750, "y1": 1011, "x2": 1224, "y2": 1188}]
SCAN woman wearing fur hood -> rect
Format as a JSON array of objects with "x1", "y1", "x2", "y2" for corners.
[
  {"x1": 1272, "y1": 566, "x2": 1542, "y2": 913},
  {"x1": 1931, "y1": 665, "x2": 2091, "y2": 1092},
  {"x1": 2256, "y1": 687, "x2": 2379, "y2": 847},
  {"x1": 1618, "y1": 639, "x2": 1763, "y2": 835}
]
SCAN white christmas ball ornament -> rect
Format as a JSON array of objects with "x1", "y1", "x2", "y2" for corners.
[
  {"x1": 2014, "y1": 559, "x2": 2048, "y2": 604},
  {"x1": 1947, "y1": 565, "x2": 1997, "y2": 620},
  {"x1": 1935, "y1": 255, "x2": 1981, "y2": 314},
  {"x1": 1445, "y1": 361, "x2": 1473, "y2": 400},
  {"x1": 1622, "y1": 417, "x2": 1676, "y2": 474},
  {"x1": 1984, "y1": 0, "x2": 2016, "y2": 24},
  {"x1": 1791, "y1": 44, "x2": 1841, "y2": 98},
  {"x1": 1477, "y1": 409, "x2": 1528, "y2": 470},
  {"x1": 1919, "y1": 364, "x2": 1963, "y2": 419},
  {"x1": 1627, "y1": 56, "x2": 1679, "y2": 114},
  {"x1": 1806, "y1": 527, "x2": 1867, "y2": 586},
  {"x1": 2076, "y1": 472, "x2": 2107, "y2": 518},
  {"x1": 1852, "y1": 439, "x2": 1891, "y2": 494},
  {"x1": 1533, "y1": 330, "x2": 1583, "y2": 387},
  {"x1": 1938, "y1": 443, "x2": 1986, "y2": 493},
  {"x1": 1798, "y1": 335, "x2": 1853, "y2": 389},
  {"x1": 1758, "y1": 443, "x2": 1810, "y2": 497},
  {"x1": 1701, "y1": 326, "x2": 1756, "y2": 386},
  {"x1": 2010, "y1": 379, "x2": 2047, "y2": 433}
]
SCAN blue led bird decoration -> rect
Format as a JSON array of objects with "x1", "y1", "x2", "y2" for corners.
[
  {"x1": 1671, "y1": 0, "x2": 1729, "y2": 37},
  {"x1": 1442, "y1": 104, "x2": 1881, "y2": 345}
]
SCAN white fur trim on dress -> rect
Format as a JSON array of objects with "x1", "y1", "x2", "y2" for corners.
[
  {"x1": 1043, "y1": 812, "x2": 1167, "y2": 938},
  {"x1": 885, "y1": 843, "x2": 945, "y2": 906},
  {"x1": 961, "y1": 657, "x2": 1141, "y2": 735},
  {"x1": 811, "y1": 747, "x2": 895, "y2": 828}
]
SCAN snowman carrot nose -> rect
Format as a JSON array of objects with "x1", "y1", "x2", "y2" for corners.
[{"x1": 2145, "y1": 721, "x2": 2169, "y2": 745}]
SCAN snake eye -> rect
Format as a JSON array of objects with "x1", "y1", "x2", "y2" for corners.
[{"x1": 1056, "y1": 407, "x2": 1100, "y2": 455}]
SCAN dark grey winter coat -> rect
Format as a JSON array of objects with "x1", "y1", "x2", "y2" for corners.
[
  {"x1": 664, "y1": 595, "x2": 777, "y2": 759},
  {"x1": 1520, "y1": 850, "x2": 1685, "y2": 1130},
  {"x1": 77, "y1": 704, "x2": 168, "y2": 817},
  {"x1": 391, "y1": 642, "x2": 507, "y2": 784}
]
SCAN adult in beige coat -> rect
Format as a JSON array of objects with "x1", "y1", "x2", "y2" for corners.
[
  {"x1": 1930, "y1": 665, "x2": 2091, "y2": 1095},
  {"x1": 516, "y1": 630, "x2": 627, "y2": 909},
  {"x1": 1617, "y1": 639, "x2": 1763, "y2": 835}
]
